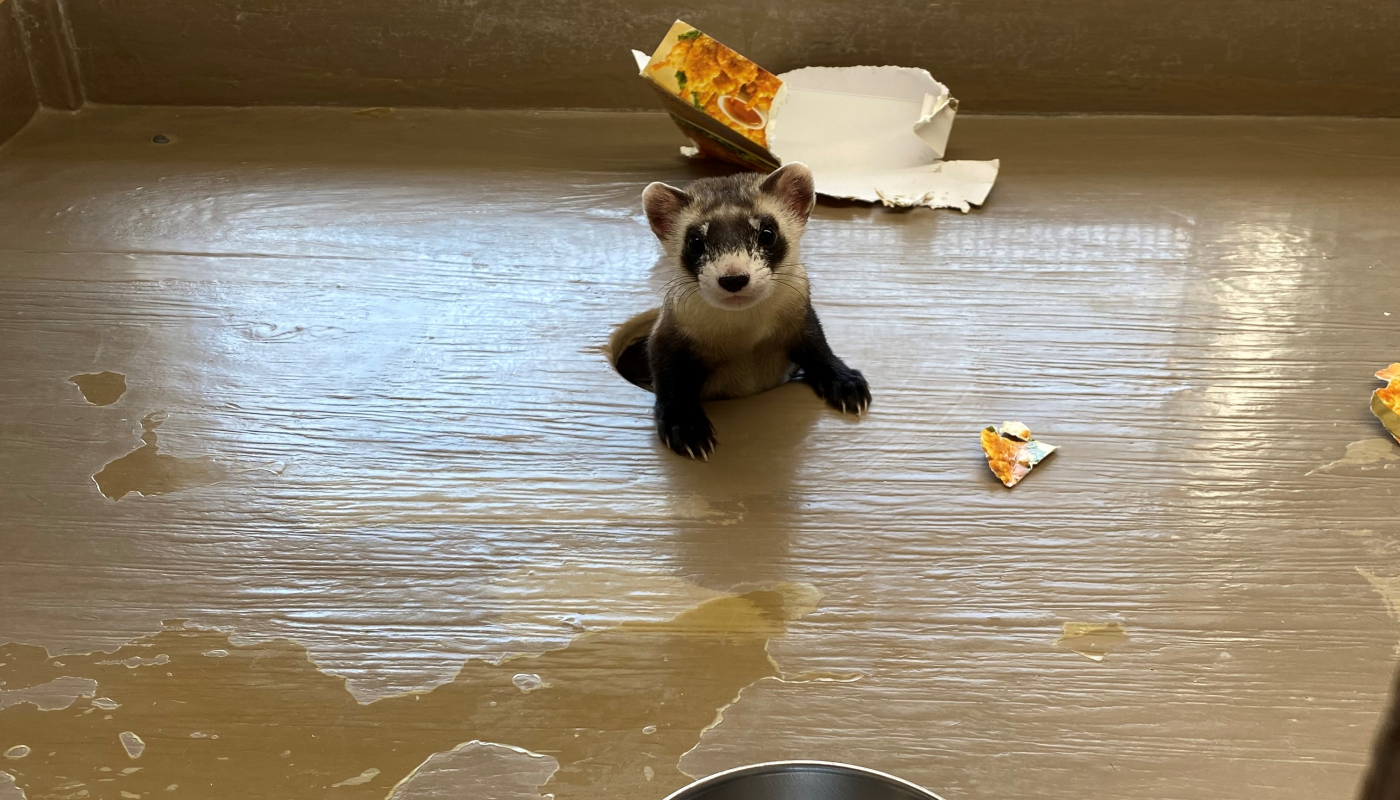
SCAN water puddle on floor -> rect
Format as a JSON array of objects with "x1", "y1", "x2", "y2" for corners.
[
  {"x1": 69, "y1": 372, "x2": 127, "y2": 406},
  {"x1": 91, "y1": 412, "x2": 228, "y2": 501},
  {"x1": 0, "y1": 584, "x2": 825, "y2": 800}
]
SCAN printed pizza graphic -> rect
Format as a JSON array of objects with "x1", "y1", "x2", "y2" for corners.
[{"x1": 651, "y1": 28, "x2": 782, "y2": 147}]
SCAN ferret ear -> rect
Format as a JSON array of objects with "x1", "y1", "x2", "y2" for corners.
[
  {"x1": 642, "y1": 182, "x2": 691, "y2": 239},
  {"x1": 759, "y1": 162, "x2": 815, "y2": 224}
]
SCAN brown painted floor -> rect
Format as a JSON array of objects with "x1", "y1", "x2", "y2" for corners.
[{"x1": 1, "y1": 105, "x2": 1398, "y2": 800}]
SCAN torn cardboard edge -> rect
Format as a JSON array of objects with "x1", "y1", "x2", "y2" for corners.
[
  {"x1": 1374, "y1": 363, "x2": 1400, "y2": 444},
  {"x1": 981, "y1": 421, "x2": 1057, "y2": 487},
  {"x1": 631, "y1": 21, "x2": 999, "y2": 212}
]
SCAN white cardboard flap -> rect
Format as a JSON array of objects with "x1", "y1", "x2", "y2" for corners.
[
  {"x1": 769, "y1": 66, "x2": 954, "y2": 166},
  {"x1": 914, "y1": 92, "x2": 957, "y2": 158},
  {"x1": 819, "y1": 160, "x2": 1001, "y2": 212},
  {"x1": 630, "y1": 32, "x2": 1001, "y2": 212},
  {"x1": 766, "y1": 65, "x2": 997, "y2": 212}
]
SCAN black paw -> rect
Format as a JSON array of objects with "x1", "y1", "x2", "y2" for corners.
[
  {"x1": 808, "y1": 368, "x2": 871, "y2": 415},
  {"x1": 656, "y1": 409, "x2": 717, "y2": 460}
]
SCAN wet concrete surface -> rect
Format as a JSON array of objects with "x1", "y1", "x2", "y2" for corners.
[{"x1": 0, "y1": 105, "x2": 1398, "y2": 799}]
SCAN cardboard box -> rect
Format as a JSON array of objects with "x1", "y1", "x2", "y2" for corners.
[{"x1": 633, "y1": 21, "x2": 1000, "y2": 212}]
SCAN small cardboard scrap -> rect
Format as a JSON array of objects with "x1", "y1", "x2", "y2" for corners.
[
  {"x1": 632, "y1": 21, "x2": 999, "y2": 212},
  {"x1": 981, "y1": 421, "x2": 1057, "y2": 487},
  {"x1": 1374, "y1": 363, "x2": 1400, "y2": 444}
]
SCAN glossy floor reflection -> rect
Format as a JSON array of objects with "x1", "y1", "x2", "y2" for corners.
[{"x1": 1, "y1": 106, "x2": 1398, "y2": 800}]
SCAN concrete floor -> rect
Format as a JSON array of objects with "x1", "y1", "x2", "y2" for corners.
[{"x1": 1, "y1": 105, "x2": 1398, "y2": 800}]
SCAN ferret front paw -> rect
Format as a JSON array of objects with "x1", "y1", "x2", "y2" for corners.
[
  {"x1": 809, "y1": 368, "x2": 871, "y2": 415},
  {"x1": 656, "y1": 410, "x2": 717, "y2": 461}
]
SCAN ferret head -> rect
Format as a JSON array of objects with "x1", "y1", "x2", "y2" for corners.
[{"x1": 642, "y1": 163, "x2": 815, "y2": 312}]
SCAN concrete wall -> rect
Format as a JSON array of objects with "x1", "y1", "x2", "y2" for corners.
[
  {"x1": 0, "y1": 0, "x2": 38, "y2": 144},
  {"x1": 11, "y1": 0, "x2": 82, "y2": 110},
  {"x1": 60, "y1": 0, "x2": 1400, "y2": 115},
  {"x1": 3, "y1": 1, "x2": 1400, "y2": 116}
]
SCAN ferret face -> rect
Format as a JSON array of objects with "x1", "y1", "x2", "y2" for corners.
[
  {"x1": 678, "y1": 212, "x2": 787, "y2": 310},
  {"x1": 643, "y1": 163, "x2": 816, "y2": 313}
]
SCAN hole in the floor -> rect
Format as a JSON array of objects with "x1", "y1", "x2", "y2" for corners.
[{"x1": 605, "y1": 308, "x2": 658, "y2": 392}]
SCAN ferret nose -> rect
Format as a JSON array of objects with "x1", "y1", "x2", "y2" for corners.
[{"x1": 717, "y1": 274, "x2": 750, "y2": 293}]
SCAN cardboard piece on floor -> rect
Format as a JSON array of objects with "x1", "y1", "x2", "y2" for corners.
[
  {"x1": 981, "y1": 421, "x2": 1057, "y2": 487},
  {"x1": 631, "y1": 21, "x2": 999, "y2": 212},
  {"x1": 1373, "y1": 363, "x2": 1400, "y2": 444}
]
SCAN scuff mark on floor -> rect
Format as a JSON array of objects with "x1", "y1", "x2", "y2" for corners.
[
  {"x1": 119, "y1": 731, "x2": 145, "y2": 759},
  {"x1": 98, "y1": 654, "x2": 170, "y2": 669},
  {"x1": 671, "y1": 494, "x2": 747, "y2": 526},
  {"x1": 1358, "y1": 569, "x2": 1400, "y2": 619},
  {"x1": 0, "y1": 770, "x2": 27, "y2": 800},
  {"x1": 677, "y1": 671, "x2": 865, "y2": 780},
  {"x1": 331, "y1": 768, "x2": 380, "y2": 787},
  {"x1": 1358, "y1": 568, "x2": 1400, "y2": 656},
  {"x1": 387, "y1": 741, "x2": 558, "y2": 800},
  {"x1": 0, "y1": 677, "x2": 98, "y2": 712},
  {"x1": 511, "y1": 673, "x2": 547, "y2": 693}
]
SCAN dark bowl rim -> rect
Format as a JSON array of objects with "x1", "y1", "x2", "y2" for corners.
[{"x1": 661, "y1": 760, "x2": 948, "y2": 800}]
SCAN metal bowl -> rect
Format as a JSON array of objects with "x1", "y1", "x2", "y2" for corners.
[{"x1": 662, "y1": 761, "x2": 947, "y2": 800}]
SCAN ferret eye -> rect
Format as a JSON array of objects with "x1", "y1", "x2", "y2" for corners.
[
  {"x1": 758, "y1": 226, "x2": 777, "y2": 247},
  {"x1": 685, "y1": 233, "x2": 706, "y2": 255}
]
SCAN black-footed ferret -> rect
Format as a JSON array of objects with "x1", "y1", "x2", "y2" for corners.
[{"x1": 638, "y1": 162, "x2": 870, "y2": 460}]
